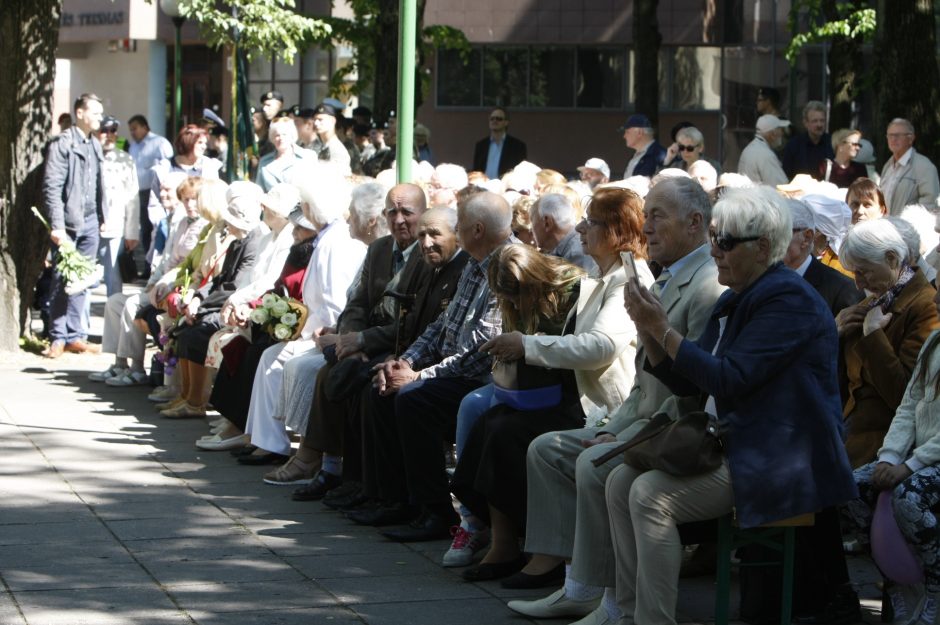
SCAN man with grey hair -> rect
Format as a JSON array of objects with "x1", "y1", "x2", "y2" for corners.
[
  {"x1": 738, "y1": 115, "x2": 790, "y2": 185},
  {"x1": 507, "y1": 177, "x2": 725, "y2": 624},
  {"x1": 782, "y1": 100, "x2": 833, "y2": 179},
  {"x1": 353, "y1": 192, "x2": 513, "y2": 542},
  {"x1": 620, "y1": 114, "x2": 667, "y2": 178},
  {"x1": 784, "y1": 198, "x2": 861, "y2": 315},
  {"x1": 880, "y1": 118, "x2": 940, "y2": 215},
  {"x1": 531, "y1": 193, "x2": 596, "y2": 272}
]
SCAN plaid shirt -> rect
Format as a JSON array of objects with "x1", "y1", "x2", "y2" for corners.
[{"x1": 402, "y1": 251, "x2": 502, "y2": 381}]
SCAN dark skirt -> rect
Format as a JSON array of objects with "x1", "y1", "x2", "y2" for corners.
[
  {"x1": 174, "y1": 313, "x2": 223, "y2": 364},
  {"x1": 209, "y1": 330, "x2": 276, "y2": 431},
  {"x1": 450, "y1": 382, "x2": 585, "y2": 532}
]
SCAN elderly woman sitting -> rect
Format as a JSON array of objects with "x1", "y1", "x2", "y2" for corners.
[
  {"x1": 836, "y1": 218, "x2": 940, "y2": 468},
  {"x1": 614, "y1": 187, "x2": 857, "y2": 625},
  {"x1": 238, "y1": 170, "x2": 367, "y2": 469}
]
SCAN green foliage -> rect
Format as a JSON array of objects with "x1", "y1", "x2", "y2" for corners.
[
  {"x1": 323, "y1": 2, "x2": 469, "y2": 100},
  {"x1": 177, "y1": 0, "x2": 332, "y2": 63},
  {"x1": 785, "y1": 0, "x2": 876, "y2": 63}
]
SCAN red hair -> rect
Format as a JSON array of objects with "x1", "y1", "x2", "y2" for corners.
[
  {"x1": 174, "y1": 124, "x2": 208, "y2": 157},
  {"x1": 586, "y1": 187, "x2": 647, "y2": 259}
]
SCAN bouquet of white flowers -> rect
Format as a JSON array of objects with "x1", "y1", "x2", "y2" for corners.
[
  {"x1": 32, "y1": 206, "x2": 103, "y2": 295},
  {"x1": 249, "y1": 292, "x2": 307, "y2": 341}
]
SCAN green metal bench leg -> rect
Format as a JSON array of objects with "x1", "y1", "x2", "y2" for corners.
[
  {"x1": 780, "y1": 526, "x2": 796, "y2": 625},
  {"x1": 715, "y1": 516, "x2": 733, "y2": 625}
]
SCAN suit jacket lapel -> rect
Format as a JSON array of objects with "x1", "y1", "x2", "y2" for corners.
[{"x1": 660, "y1": 245, "x2": 711, "y2": 313}]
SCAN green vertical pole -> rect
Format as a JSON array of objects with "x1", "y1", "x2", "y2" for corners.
[
  {"x1": 396, "y1": 0, "x2": 416, "y2": 183},
  {"x1": 173, "y1": 17, "x2": 184, "y2": 132}
]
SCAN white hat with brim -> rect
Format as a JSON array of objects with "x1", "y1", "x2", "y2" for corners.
[
  {"x1": 577, "y1": 157, "x2": 611, "y2": 180},
  {"x1": 756, "y1": 114, "x2": 791, "y2": 134},
  {"x1": 223, "y1": 195, "x2": 261, "y2": 232}
]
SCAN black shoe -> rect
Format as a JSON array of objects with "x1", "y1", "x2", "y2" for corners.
[
  {"x1": 292, "y1": 471, "x2": 342, "y2": 502},
  {"x1": 323, "y1": 481, "x2": 361, "y2": 505},
  {"x1": 346, "y1": 502, "x2": 417, "y2": 526},
  {"x1": 795, "y1": 587, "x2": 862, "y2": 625},
  {"x1": 237, "y1": 451, "x2": 288, "y2": 466},
  {"x1": 230, "y1": 444, "x2": 258, "y2": 458},
  {"x1": 500, "y1": 561, "x2": 565, "y2": 589},
  {"x1": 324, "y1": 484, "x2": 370, "y2": 511},
  {"x1": 461, "y1": 555, "x2": 527, "y2": 582},
  {"x1": 380, "y1": 508, "x2": 457, "y2": 542}
]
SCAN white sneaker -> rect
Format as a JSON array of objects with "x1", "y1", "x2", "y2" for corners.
[
  {"x1": 889, "y1": 584, "x2": 926, "y2": 625},
  {"x1": 148, "y1": 386, "x2": 178, "y2": 402},
  {"x1": 89, "y1": 365, "x2": 127, "y2": 382},
  {"x1": 442, "y1": 526, "x2": 490, "y2": 567},
  {"x1": 105, "y1": 371, "x2": 149, "y2": 386},
  {"x1": 918, "y1": 594, "x2": 937, "y2": 625}
]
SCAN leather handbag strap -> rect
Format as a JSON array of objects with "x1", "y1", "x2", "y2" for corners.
[{"x1": 590, "y1": 416, "x2": 670, "y2": 467}]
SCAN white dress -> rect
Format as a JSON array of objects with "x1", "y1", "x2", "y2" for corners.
[{"x1": 244, "y1": 222, "x2": 366, "y2": 454}]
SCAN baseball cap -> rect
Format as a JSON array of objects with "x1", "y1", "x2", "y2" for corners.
[
  {"x1": 756, "y1": 114, "x2": 791, "y2": 133},
  {"x1": 577, "y1": 157, "x2": 611, "y2": 179},
  {"x1": 618, "y1": 114, "x2": 652, "y2": 132},
  {"x1": 100, "y1": 116, "x2": 120, "y2": 132}
]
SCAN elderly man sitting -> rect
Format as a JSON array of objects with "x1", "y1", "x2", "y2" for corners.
[{"x1": 529, "y1": 193, "x2": 596, "y2": 273}]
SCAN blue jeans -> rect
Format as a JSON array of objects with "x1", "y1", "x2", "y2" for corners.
[
  {"x1": 49, "y1": 216, "x2": 99, "y2": 344},
  {"x1": 455, "y1": 383, "x2": 498, "y2": 459},
  {"x1": 97, "y1": 236, "x2": 124, "y2": 297}
]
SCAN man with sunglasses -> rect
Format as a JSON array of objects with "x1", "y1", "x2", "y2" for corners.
[
  {"x1": 472, "y1": 107, "x2": 527, "y2": 179},
  {"x1": 97, "y1": 116, "x2": 140, "y2": 297}
]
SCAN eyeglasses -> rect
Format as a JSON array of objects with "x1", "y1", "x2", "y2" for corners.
[
  {"x1": 887, "y1": 132, "x2": 913, "y2": 139},
  {"x1": 709, "y1": 230, "x2": 760, "y2": 251},
  {"x1": 677, "y1": 144, "x2": 699, "y2": 152},
  {"x1": 489, "y1": 116, "x2": 506, "y2": 121}
]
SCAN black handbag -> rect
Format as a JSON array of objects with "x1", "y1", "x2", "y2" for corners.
[{"x1": 591, "y1": 411, "x2": 723, "y2": 476}]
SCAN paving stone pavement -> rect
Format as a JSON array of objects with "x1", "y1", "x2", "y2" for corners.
[{"x1": 0, "y1": 290, "x2": 885, "y2": 625}]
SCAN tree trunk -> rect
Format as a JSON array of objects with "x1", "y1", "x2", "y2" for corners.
[
  {"x1": 874, "y1": 0, "x2": 940, "y2": 167},
  {"x1": 633, "y1": 0, "x2": 661, "y2": 128},
  {"x1": 823, "y1": 0, "x2": 863, "y2": 131},
  {"x1": 373, "y1": 0, "x2": 400, "y2": 123},
  {"x1": 0, "y1": 0, "x2": 61, "y2": 351}
]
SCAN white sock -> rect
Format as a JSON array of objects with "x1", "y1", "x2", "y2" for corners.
[
  {"x1": 563, "y1": 568, "x2": 603, "y2": 601},
  {"x1": 602, "y1": 587, "x2": 622, "y2": 621}
]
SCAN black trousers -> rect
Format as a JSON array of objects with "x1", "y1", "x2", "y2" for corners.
[{"x1": 361, "y1": 376, "x2": 482, "y2": 506}]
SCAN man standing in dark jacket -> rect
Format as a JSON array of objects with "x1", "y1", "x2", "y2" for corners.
[
  {"x1": 472, "y1": 108, "x2": 527, "y2": 178},
  {"x1": 41, "y1": 93, "x2": 107, "y2": 358}
]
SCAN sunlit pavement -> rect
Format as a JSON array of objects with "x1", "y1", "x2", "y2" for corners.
[{"x1": 0, "y1": 289, "x2": 883, "y2": 625}]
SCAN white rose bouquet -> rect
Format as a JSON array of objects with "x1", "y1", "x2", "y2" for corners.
[{"x1": 250, "y1": 292, "x2": 307, "y2": 341}]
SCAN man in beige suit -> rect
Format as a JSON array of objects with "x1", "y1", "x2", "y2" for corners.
[
  {"x1": 507, "y1": 177, "x2": 726, "y2": 625},
  {"x1": 880, "y1": 118, "x2": 939, "y2": 215}
]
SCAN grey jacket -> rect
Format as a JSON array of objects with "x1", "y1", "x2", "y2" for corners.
[{"x1": 42, "y1": 127, "x2": 106, "y2": 232}]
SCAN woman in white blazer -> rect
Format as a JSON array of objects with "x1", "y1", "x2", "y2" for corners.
[{"x1": 449, "y1": 187, "x2": 653, "y2": 582}]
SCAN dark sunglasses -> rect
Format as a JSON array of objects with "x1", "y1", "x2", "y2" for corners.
[
  {"x1": 709, "y1": 231, "x2": 760, "y2": 251},
  {"x1": 677, "y1": 144, "x2": 699, "y2": 152}
]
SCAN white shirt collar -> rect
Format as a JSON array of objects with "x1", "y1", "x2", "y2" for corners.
[{"x1": 794, "y1": 253, "x2": 812, "y2": 277}]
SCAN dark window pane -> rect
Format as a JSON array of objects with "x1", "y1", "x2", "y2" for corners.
[
  {"x1": 483, "y1": 48, "x2": 527, "y2": 107},
  {"x1": 577, "y1": 48, "x2": 624, "y2": 108},
  {"x1": 437, "y1": 48, "x2": 482, "y2": 107},
  {"x1": 529, "y1": 47, "x2": 575, "y2": 107}
]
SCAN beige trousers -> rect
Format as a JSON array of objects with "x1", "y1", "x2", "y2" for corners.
[{"x1": 606, "y1": 461, "x2": 733, "y2": 625}]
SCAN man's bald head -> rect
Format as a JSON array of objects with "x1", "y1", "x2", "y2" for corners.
[
  {"x1": 385, "y1": 183, "x2": 427, "y2": 247},
  {"x1": 457, "y1": 192, "x2": 512, "y2": 261}
]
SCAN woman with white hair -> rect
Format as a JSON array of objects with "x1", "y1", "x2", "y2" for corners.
[
  {"x1": 256, "y1": 117, "x2": 313, "y2": 192},
  {"x1": 237, "y1": 172, "x2": 367, "y2": 468},
  {"x1": 616, "y1": 187, "x2": 857, "y2": 625},
  {"x1": 836, "y1": 218, "x2": 940, "y2": 468}
]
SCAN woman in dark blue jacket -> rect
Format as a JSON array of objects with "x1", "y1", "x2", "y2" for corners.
[{"x1": 607, "y1": 187, "x2": 857, "y2": 625}]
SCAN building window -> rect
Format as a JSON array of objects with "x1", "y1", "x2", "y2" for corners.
[{"x1": 437, "y1": 45, "x2": 722, "y2": 112}]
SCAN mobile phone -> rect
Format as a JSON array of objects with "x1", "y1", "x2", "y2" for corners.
[{"x1": 619, "y1": 251, "x2": 638, "y2": 282}]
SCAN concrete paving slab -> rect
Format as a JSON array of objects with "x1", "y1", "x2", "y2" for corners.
[
  {"x1": 123, "y1": 535, "x2": 273, "y2": 561},
  {"x1": 351, "y1": 597, "x2": 536, "y2": 625},
  {"x1": 1, "y1": 561, "x2": 155, "y2": 592},
  {"x1": 106, "y1": 515, "x2": 251, "y2": 541},
  {"x1": 0, "y1": 540, "x2": 132, "y2": 568},
  {"x1": 167, "y1": 580, "x2": 337, "y2": 612},
  {"x1": 284, "y1": 551, "x2": 446, "y2": 580},
  {"x1": 146, "y1": 555, "x2": 306, "y2": 586},
  {"x1": 187, "y1": 606, "x2": 362, "y2": 625},
  {"x1": 255, "y1": 530, "x2": 415, "y2": 557},
  {"x1": 13, "y1": 586, "x2": 191, "y2": 625},
  {"x1": 315, "y1": 572, "x2": 490, "y2": 605},
  {"x1": 0, "y1": 519, "x2": 116, "y2": 546}
]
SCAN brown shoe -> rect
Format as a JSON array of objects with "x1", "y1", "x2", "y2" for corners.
[
  {"x1": 42, "y1": 341, "x2": 66, "y2": 359},
  {"x1": 64, "y1": 340, "x2": 101, "y2": 354}
]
